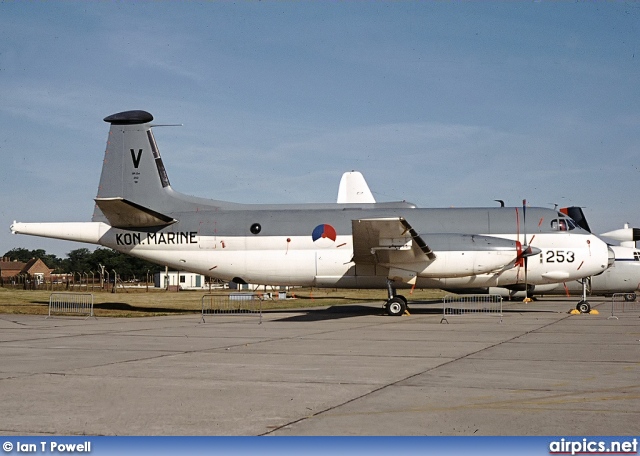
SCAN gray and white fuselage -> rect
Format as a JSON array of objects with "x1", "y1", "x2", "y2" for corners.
[{"x1": 11, "y1": 110, "x2": 612, "y2": 294}]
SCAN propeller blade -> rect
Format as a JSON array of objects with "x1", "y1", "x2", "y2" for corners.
[
  {"x1": 524, "y1": 255, "x2": 528, "y2": 298},
  {"x1": 522, "y1": 199, "x2": 527, "y2": 245},
  {"x1": 522, "y1": 199, "x2": 533, "y2": 302}
]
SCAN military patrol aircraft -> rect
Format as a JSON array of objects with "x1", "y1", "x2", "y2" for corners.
[
  {"x1": 11, "y1": 110, "x2": 613, "y2": 315},
  {"x1": 442, "y1": 212, "x2": 639, "y2": 312},
  {"x1": 554, "y1": 223, "x2": 640, "y2": 304},
  {"x1": 447, "y1": 242, "x2": 639, "y2": 307},
  {"x1": 334, "y1": 174, "x2": 631, "y2": 312}
]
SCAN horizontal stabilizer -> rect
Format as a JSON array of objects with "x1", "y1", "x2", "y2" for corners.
[
  {"x1": 95, "y1": 197, "x2": 176, "y2": 228},
  {"x1": 10, "y1": 222, "x2": 109, "y2": 244}
]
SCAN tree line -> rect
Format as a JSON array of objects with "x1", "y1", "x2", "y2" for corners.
[{"x1": 3, "y1": 247, "x2": 164, "y2": 281}]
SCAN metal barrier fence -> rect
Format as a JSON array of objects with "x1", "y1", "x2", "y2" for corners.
[
  {"x1": 441, "y1": 294, "x2": 503, "y2": 324},
  {"x1": 48, "y1": 293, "x2": 94, "y2": 319},
  {"x1": 201, "y1": 293, "x2": 263, "y2": 323},
  {"x1": 608, "y1": 293, "x2": 640, "y2": 320}
]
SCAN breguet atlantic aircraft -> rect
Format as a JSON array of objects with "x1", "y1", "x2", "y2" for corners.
[
  {"x1": 11, "y1": 110, "x2": 613, "y2": 316},
  {"x1": 444, "y1": 216, "x2": 640, "y2": 308},
  {"x1": 570, "y1": 223, "x2": 640, "y2": 301},
  {"x1": 447, "y1": 244, "x2": 638, "y2": 306},
  {"x1": 507, "y1": 243, "x2": 639, "y2": 301}
]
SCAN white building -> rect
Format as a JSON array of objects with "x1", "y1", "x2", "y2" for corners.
[{"x1": 154, "y1": 271, "x2": 207, "y2": 290}]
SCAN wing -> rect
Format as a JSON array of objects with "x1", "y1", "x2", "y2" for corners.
[{"x1": 352, "y1": 217, "x2": 435, "y2": 284}]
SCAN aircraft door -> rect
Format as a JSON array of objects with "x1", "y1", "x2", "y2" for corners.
[{"x1": 198, "y1": 220, "x2": 217, "y2": 249}]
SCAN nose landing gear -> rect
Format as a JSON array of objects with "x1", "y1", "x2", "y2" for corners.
[
  {"x1": 576, "y1": 300, "x2": 591, "y2": 314},
  {"x1": 576, "y1": 278, "x2": 591, "y2": 313}
]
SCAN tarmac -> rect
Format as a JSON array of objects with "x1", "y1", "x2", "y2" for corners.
[{"x1": 0, "y1": 297, "x2": 638, "y2": 436}]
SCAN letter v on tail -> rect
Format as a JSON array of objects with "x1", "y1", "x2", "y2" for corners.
[{"x1": 130, "y1": 149, "x2": 143, "y2": 168}]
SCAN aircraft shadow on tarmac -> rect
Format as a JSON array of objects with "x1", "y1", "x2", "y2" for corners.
[
  {"x1": 272, "y1": 300, "x2": 557, "y2": 322},
  {"x1": 27, "y1": 300, "x2": 190, "y2": 314},
  {"x1": 273, "y1": 300, "x2": 442, "y2": 322},
  {"x1": 93, "y1": 302, "x2": 192, "y2": 314}
]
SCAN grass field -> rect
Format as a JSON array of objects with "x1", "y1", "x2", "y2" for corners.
[{"x1": 0, "y1": 286, "x2": 447, "y2": 317}]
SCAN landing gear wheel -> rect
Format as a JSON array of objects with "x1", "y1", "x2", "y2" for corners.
[
  {"x1": 624, "y1": 293, "x2": 636, "y2": 302},
  {"x1": 576, "y1": 301, "x2": 591, "y2": 314},
  {"x1": 396, "y1": 294, "x2": 409, "y2": 311},
  {"x1": 386, "y1": 297, "x2": 407, "y2": 317}
]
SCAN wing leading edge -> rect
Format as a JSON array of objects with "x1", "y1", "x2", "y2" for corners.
[
  {"x1": 351, "y1": 217, "x2": 522, "y2": 284},
  {"x1": 351, "y1": 217, "x2": 436, "y2": 285},
  {"x1": 352, "y1": 217, "x2": 435, "y2": 263}
]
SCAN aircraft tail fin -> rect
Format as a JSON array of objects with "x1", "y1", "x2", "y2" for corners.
[
  {"x1": 560, "y1": 206, "x2": 591, "y2": 233},
  {"x1": 337, "y1": 171, "x2": 376, "y2": 203},
  {"x1": 93, "y1": 110, "x2": 175, "y2": 228}
]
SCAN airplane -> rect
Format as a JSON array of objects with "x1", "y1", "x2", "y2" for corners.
[
  {"x1": 526, "y1": 212, "x2": 640, "y2": 307},
  {"x1": 10, "y1": 110, "x2": 613, "y2": 316},
  {"x1": 447, "y1": 243, "x2": 639, "y2": 304},
  {"x1": 333, "y1": 173, "x2": 636, "y2": 311},
  {"x1": 441, "y1": 211, "x2": 639, "y2": 311}
]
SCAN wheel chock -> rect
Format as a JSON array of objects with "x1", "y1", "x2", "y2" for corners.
[
  {"x1": 523, "y1": 297, "x2": 533, "y2": 303},
  {"x1": 569, "y1": 308, "x2": 599, "y2": 315},
  {"x1": 404, "y1": 309, "x2": 411, "y2": 316}
]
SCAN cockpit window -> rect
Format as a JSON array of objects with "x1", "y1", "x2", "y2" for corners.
[
  {"x1": 634, "y1": 252, "x2": 640, "y2": 262},
  {"x1": 551, "y1": 218, "x2": 576, "y2": 231}
]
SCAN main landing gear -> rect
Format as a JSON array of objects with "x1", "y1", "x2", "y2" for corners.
[{"x1": 384, "y1": 280, "x2": 408, "y2": 316}]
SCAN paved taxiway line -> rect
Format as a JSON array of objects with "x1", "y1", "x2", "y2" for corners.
[{"x1": 0, "y1": 298, "x2": 638, "y2": 435}]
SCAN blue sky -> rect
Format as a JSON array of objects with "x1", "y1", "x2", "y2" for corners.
[{"x1": 1, "y1": 1, "x2": 639, "y2": 258}]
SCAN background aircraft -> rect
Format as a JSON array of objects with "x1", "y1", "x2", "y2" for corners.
[
  {"x1": 336, "y1": 171, "x2": 376, "y2": 204},
  {"x1": 11, "y1": 110, "x2": 612, "y2": 315}
]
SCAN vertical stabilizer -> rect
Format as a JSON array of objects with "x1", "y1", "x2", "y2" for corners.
[
  {"x1": 93, "y1": 110, "x2": 175, "y2": 228},
  {"x1": 337, "y1": 171, "x2": 376, "y2": 204},
  {"x1": 560, "y1": 207, "x2": 591, "y2": 233}
]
